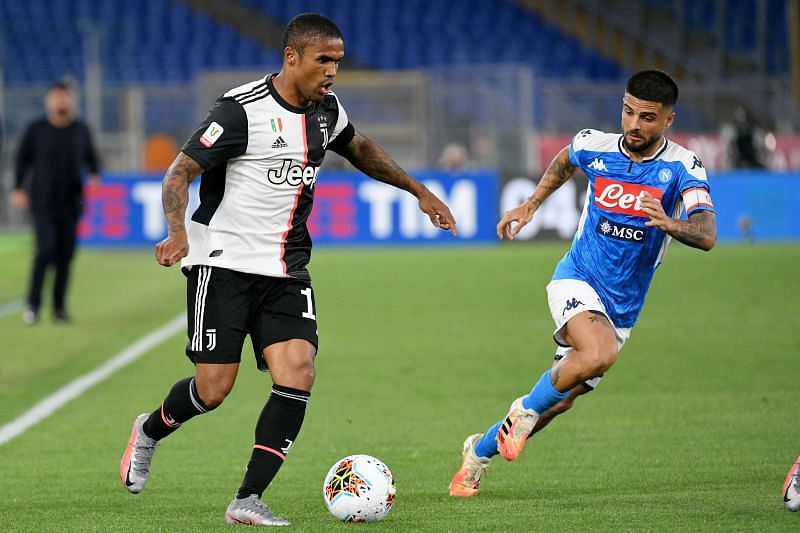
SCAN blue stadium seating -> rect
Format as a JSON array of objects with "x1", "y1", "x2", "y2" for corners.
[
  {"x1": 0, "y1": 0, "x2": 786, "y2": 86},
  {"x1": 0, "y1": 0, "x2": 281, "y2": 86},
  {"x1": 247, "y1": 0, "x2": 623, "y2": 80},
  {"x1": 646, "y1": 0, "x2": 788, "y2": 74}
]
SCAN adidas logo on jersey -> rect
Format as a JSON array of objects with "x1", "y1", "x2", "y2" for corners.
[
  {"x1": 272, "y1": 136, "x2": 288, "y2": 149},
  {"x1": 588, "y1": 158, "x2": 608, "y2": 172}
]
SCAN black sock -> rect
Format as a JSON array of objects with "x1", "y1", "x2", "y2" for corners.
[
  {"x1": 236, "y1": 385, "x2": 310, "y2": 499},
  {"x1": 142, "y1": 377, "x2": 214, "y2": 441}
]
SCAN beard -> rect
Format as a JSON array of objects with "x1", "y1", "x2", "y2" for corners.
[{"x1": 622, "y1": 130, "x2": 660, "y2": 154}]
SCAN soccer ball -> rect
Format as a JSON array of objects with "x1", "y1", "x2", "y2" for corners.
[{"x1": 322, "y1": 454, "x2": 396, "y2": 522}]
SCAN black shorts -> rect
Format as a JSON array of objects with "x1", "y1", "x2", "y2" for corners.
[{"x1": 185, "y1": 266, "x2": 318, "y2": 371}]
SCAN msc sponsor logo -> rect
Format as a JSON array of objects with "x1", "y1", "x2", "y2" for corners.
[
  {"x1": 267, "y1": 159, "x2": 320, "y2": 188},
  {"x1": 594, "y1": 176, "x2": 663, "y2": 217},
  {"x1": 596, "y1": 215, "x2": 646, "y2": 244}
]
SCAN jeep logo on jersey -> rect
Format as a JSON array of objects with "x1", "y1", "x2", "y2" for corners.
[
  {"x1": 596, "y1": 215, "x2": 646, "y2": 243},
  {"x1": 267, "y1": 159, "x2": 320, "y2": 188},
  {"x1": 594, "y1": 176, "x2": 663, "y2": 217}
]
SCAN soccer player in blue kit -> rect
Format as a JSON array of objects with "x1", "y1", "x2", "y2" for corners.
[{"x1": 450, "y1": 70, "x2": 717, "y2": 497}]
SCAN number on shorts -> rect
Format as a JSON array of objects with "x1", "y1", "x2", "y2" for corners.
[{"x1": 301, "y1": 287, "x2": 316, "y2": 320}]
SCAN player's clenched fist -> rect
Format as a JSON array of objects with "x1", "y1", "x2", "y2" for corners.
[{"x1": 155, "y1": 233, "x2": 189, "y2": 267}]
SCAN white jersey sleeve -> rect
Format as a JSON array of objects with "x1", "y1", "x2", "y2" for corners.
[
  {"x1": 661, "y1": 142, "x2": 714, "y2": 216},
  {"x1": 568, "y1": 129, "x2": 619, "y2": 167}
]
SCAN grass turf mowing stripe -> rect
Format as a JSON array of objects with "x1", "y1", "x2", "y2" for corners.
[{"x1": 0, "y1": 314, "x2": 184, "y2": 446}]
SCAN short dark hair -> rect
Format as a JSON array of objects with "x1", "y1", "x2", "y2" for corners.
[
  {"x1": 283, "y1": 13, "x2": 343, "y2": 55},
  {"x1": 48, "y1": 80, "x2": 72, "y2": 93},
  {"x1": 626, "y1": 70, "x2": 678, "y2": 108}
]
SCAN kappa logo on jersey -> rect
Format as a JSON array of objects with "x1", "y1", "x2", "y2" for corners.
[
  {"x1": 205, "y1": 328, "x2": 217, "y2": 350},
  {"x1": 267, "y1": 159, "x2": 320, "y2": 188},
  {"x1": 588, "y1": 158, "x2": 608, "y2": 172},
  {"x1": 199, "y1": 122, "x2": 224, "y2": 147},
  {"x1": 596, "y1": 215, "x2": 646, "y2": 244},
  {"x1": 271, "y1": 136, "x2": 288, "y2": 149},
  {"x1": 594, "y1": 176, "x2": 663, "y2": 217}
]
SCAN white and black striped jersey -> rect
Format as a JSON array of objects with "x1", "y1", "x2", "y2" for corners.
[{"x1": 180, "y1": 74, "x2": 354, "y2": 280}]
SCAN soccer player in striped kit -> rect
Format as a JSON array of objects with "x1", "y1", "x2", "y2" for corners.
[
  {"x1": 450, "y1": 70, "x2": 717, "y2": 497},
  {"x1": 119, "y1": 13, "x2": 456, "y2": 525}
]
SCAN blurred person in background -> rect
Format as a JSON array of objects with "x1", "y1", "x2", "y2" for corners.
[
  {"x1": 720, "y1": 106, "x2": 769, "y2": 169},
  {"x1": 438, "y1": 142, "x2": 473, "y2": 171},
  {"x1": 12, "y1": 81, "x2": 100, "y2": 325},
  {"x1": 449, "y1": 70, "x2": 717, "y2": 497}
]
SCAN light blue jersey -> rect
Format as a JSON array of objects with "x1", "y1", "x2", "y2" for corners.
[{"x1": 552, "y1": 129, "x2": 714, "y2": 328}]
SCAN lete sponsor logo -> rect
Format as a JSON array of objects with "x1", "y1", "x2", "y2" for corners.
[{"x1": 593, "y1": 176, "x2": 663, "y2": 217}]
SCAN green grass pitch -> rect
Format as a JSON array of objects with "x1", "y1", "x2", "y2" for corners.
[{"x1": 0, "y1": 234, "x2": 797, "y2": 531}]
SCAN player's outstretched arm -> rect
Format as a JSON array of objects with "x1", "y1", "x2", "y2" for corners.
[
  {"x1": 640, "y1": 193, "x2": 717, "y2": 251},
  {"x1": 337, "y1": 130, "x2": 457, "y2": 236},
  {"x1": 497, "y1": 146, "x2": 577, "y2": 240},
  {"x1": 155, "y1": 153, "x2": 204, "y2": 267}
]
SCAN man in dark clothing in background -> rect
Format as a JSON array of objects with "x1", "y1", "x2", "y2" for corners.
[{"x1": 13, "y1": 81, "x2": 100, "y2": 324}]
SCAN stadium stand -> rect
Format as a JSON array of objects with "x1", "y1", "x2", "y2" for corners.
[
  {"x1": 1, "y1": 0, "x2": 622, "y2": 86},
  {"x1": 0, "y1": 0, "x2": 795, "y2": 173},
  {"x1": 242, "y1": 0, "x2": 622, "y2": 78},
  {"x1": 0, "y1": 0, "x2": 282, "y2": 86},
  {"x1": 1, "y1": 0, "x2": 790, "y2": 86}
]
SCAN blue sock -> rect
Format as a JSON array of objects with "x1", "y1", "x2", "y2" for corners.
[
  {"x1": 473, "y1": 370, "x2": 571, "y2": 460},
  {"x1": 521, "y1": 369, "x2": 571, "y2": 413},
  {"x1": 474, "y1": 421, "x2": 503, "y2": 458}
]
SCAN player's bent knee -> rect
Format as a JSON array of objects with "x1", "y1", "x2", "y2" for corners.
[
  {"x1": 195, "y1": 379, "x2": 235, "y2": 408},
  {"x1": 581, "y1": 346, "x2": 618, "y2": 377},
  {"x1": 264, "y1": 340, "x2": 317, "y2": 390},
  {"x1": 287, "y1": 359, "x2": 316, "y2": 389}
]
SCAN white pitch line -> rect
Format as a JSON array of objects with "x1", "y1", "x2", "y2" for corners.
[
  {"x1": 0, "y1": 314, "x2": 185, "y2": 446},
  {"x1": 0, "y1": 298, "x2": 23, "y2": 318}
]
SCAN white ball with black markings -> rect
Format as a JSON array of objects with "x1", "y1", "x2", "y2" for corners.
[{"x1": 322, "y1": 454, "x2": 395, "y2": 522}]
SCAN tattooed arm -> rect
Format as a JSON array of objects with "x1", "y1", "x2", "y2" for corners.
[
  {"x1": 155, "y1": 153, "x2": 204, "y2": 266},
  {"x1": 337, "y1": 130, "x2": 457, "y2": 235},
  {"x1": 497, "y1": 146, "x2": 577, "y2": 240},
  {"x1": 640, "y1": 193, "x2": 717, "y2": 251}
]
